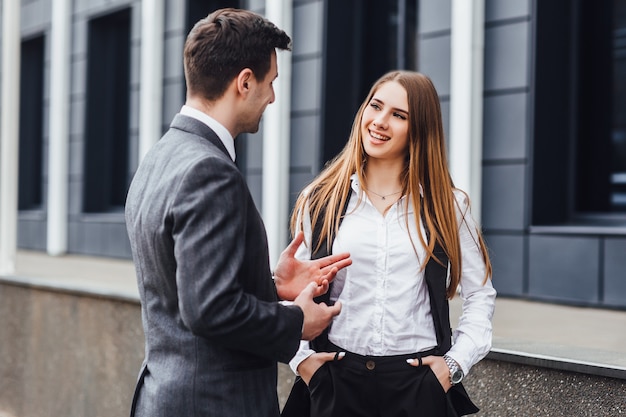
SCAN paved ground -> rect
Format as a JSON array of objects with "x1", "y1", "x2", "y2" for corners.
[{"x1": 7, "y1": 250, "x2": 626, "y2": 369}]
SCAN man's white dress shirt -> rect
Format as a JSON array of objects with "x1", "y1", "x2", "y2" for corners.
[{"x1": 180, "y1": 105, "x2": 236, "y2": 162}]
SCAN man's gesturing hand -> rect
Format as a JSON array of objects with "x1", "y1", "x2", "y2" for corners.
[
  {"x1": 294, "y1": 282, "x2": 342, "y2": 340},
  {"x1": 274, "y1": 231, "x2": 352, "y2": 301}
]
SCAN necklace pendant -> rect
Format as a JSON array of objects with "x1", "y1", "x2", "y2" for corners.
[{"x1": 382, "y1": 196, "x2": 385, "y2": 200}]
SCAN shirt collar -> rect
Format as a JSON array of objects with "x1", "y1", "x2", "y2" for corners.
[
  {"x1": 180, "y1": 105, "x2": 236, "y2": 162},
  {"x1": 350, "y1": 173, "x2": 422, "y2": 198}
]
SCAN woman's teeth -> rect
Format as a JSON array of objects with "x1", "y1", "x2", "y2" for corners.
[{"x1": 370, "y1": 131, "x2": 390, "y2": 141}]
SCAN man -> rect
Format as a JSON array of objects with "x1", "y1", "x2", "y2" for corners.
[{"x1": 125, "y1": 8, "x2": 350, "y2": 417}]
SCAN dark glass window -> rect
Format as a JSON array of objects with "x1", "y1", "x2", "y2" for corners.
[
  {"x1": 83, "y1": 9, "x2": 131, "y2": 213},
  {"x1": 609, "y1": 1, "x2": 626, "y2": 210},
  {"x1": 321, "y1": 0, "x2": 417, "y2": 165},
  {"x1": 533, "y1": 0, "x2": 626, "y2": 224},
  {"x1": 19, "y1": 35, "x2": 45, "y2": 210},
  {"x1": 186, "y1": 0, "x2": 239, "y2": 33},
  {"x1": 575, "y1": 0, "x2": 626, "y2": 214}
]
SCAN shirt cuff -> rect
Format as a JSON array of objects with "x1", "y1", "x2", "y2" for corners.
[{"x1": 288, "y1": 341, "x2": 315, "y2": 375}]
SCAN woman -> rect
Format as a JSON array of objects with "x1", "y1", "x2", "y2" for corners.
[{"x1": 282, "y1": 71, "x2": 496, "y2": 417}]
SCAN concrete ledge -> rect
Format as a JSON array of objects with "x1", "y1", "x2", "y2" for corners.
[
  {"x1": 0, "y1": 281, "x2": 144, "y2": 417},
  {"x1": 460, "y1": 357, "x2": 626, "y2": 416},
  {"x1": 0, "y1": 274, "x2": 139, "y2": 303},
  {"x1": 488, "y1": 346, "x2": 626, "y2": 381}
]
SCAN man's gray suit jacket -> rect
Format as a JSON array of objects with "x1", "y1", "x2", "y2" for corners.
[{"x1": 125, "y1": 114, "x2": 304, "y2": 416}]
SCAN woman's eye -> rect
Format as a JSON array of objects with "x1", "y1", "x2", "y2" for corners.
[
  {"x1": 370, "y1": 102, "x2": 381, "y2": 110},
  {"x1": 394, "y1": 113, "x2": 407, "y2": 120}
]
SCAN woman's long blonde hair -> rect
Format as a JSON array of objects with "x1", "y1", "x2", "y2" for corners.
[{"x1": 290, "y1": 71, "x2": 491, "y2": 297}]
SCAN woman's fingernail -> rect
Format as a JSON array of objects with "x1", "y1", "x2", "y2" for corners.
[
  {"x1": 406, "y1": 358, "x2": 415, "y2": 364},
  {"x1": 338, "y1": 352, "x2": 346, "y2": 358}
]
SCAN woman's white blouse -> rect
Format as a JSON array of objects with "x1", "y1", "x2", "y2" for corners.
[{"x1": 289, "y1": 175, "x2": 496, "y2": 375}]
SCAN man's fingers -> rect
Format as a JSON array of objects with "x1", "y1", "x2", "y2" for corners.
[
  {"x1": 328, "y1": 301, "x2": 342, "y2": 316},
  {"x1": 312, "y1": 279, "x2": 329, "y2": 297},
  {"x1": 301, "y1": 281, "x2": 317, "y2": 298}
]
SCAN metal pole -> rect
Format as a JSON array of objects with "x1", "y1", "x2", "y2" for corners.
[
  {"x1": 262, "y1": 0, "x2": 293, "y2": 266},
  {"x1": 449, "y1": 0, "x2": 485, "y2": 220},
  {"x1": 139, "y1": 0, "x2": 164, "y2": 161},
  {"x1": 47, "y1": 0, "x2": 71, "y2": 255},
  {"x1": 0, "y1": 0, "x2": 21, "y2": 274}
]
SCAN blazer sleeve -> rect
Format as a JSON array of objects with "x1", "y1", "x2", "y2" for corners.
[{"x1": 171, "y1": 154, "x2": 303, "y2": 363}]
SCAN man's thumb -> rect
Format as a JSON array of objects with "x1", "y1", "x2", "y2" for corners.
[{"x1": 303, "y1": 281, "x2": 317, "y2": 297}]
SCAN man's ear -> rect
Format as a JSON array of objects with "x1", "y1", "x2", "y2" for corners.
[{"x1": 236, "y1": 68, "x2": 254, "y2": 96}]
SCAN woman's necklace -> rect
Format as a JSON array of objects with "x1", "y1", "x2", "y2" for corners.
[{"x1": 364, "y1": 188, "x2": 402, "y2": 200}]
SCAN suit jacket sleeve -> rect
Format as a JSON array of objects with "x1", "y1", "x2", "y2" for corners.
[{"x1": 171, "y1": 153, "x2": 303, "y2": 363}]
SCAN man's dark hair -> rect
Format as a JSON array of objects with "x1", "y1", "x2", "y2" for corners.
[{"x1": 183, "y1": 8, "x2": 292, "y2": 101}]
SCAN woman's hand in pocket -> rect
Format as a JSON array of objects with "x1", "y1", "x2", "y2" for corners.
[
  {"x1": 297, "y1": 352, "x2": 345, "y2": 385},
  {"x1": 421, "y1": 356, "x2": 452, "y2": 392}
]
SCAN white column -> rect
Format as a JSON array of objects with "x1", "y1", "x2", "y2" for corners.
[
  {"x1": 449, "y1": 0, "x2": 485, "y2": 220},
  {"x1": 139, "y1": 0, "x2": 164, "y2": 160},
  {"x1": 262, "y1": 0, "x2": 292, "y2": 266},
  {"x1": 0, "y1": 0, "x2": 21, "y2": 274},
  {"x1": 46, "y1": 0, "x2": 71, "y2": 256}
]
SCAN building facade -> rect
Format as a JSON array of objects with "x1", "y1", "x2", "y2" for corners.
[{"x1": 2, "y1": 0, "x2": 625, "y2": 308}]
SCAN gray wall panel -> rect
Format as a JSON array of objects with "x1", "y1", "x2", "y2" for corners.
[
  {"x1": 82, "y1": 223, "x2": 104, "y2": 255},
  {"x1": 419, "y1": 0, "x2": 451, "y2": 34},
  {"x1": 292, "y1": 2, "x2": 323, "y2": 56},
  {"x1": 248, "y1": 0, "x2": 265, "y2": 11},
  {"x1": 290, "y1": 115, "x2": 321, "y2": 168},
  {"x1": 128, "y1": 132, "x2": 139, "y2": 175},
  {"x1": 164, "y1": 0, "x2": 186, "y2": 33},
  {"x1": 164, "y1": 33, "x2": 185, "y2": 80},
  {"x1": 291, "y1": 58, "x2": 322, "y2": 112},
  {"x1": 162, "y1": 80, "x2": 185, "y2": 127},
  {"x1": 69, "y1": 140, "x2": 83, "y2": 178},
  {"x1": 17, "y1": 219, "x2": 46, "y2": 251},
  {"x1": 289, "y1": 172, "x2": 317, "y2": 208},
  {"x1": 73, "y1": 20, "x2": 88, "y2": 56},
  {"x1": 482, "y1": 164, "x2": 526, "y2": 230},
  {"x1": 483, "y1": 93, "x2": 528, "y2": 160},
  {"x1": 104, "y1": 222, "x2": 131, "y2": 258},
  {"x1": 440, "y1": 99, "x2": 450, "y2": 147},
  {"x1": 71, "y1": 59, "x2": 87, "y2": 96},
  {"x1": 418, "y1": 35, "x2": 451, "y2": 96},
  {"x1": 68, "y1": 221, "x2": 82, "y2": 253},
  {"x1": 129, "y1": 42, "x2": 141, "y2": 86},
  {"x1": 69, "y1": 97, "x2": 86, "y2": 137},
  {"x1": 21, "y1": 0, "x2": 51, "y2": 35},
  {"x1": 129, "y1": 83, "x2": 140, "y2": 131},
  {"x1": 130, "y1": 3, "x2": 141, "y2": 41},
  {"x1": 603, "y1": 238, "x2": 626, "y2": 307},
  {"x1": 246, "y1": 173, "x2": 263, "y2": 211},
  {"x1": 484, "y1": 22, "x2": 530, "y2": 91},
  {"x1": 528, "y1": 235, "x2": 600, "y2": 304},
  {"x1": 485, "y1": 233, "x2": 525, "y2": 296},
  {"x1": 245, "y1": 128, "x2": 264, "y2": 170},
  {"x1": 485, "y1": 0, "x2": 531, "y2": 22},
  {"x1": 68, "y1": 179, "x2": 82, "y2": 216}
]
